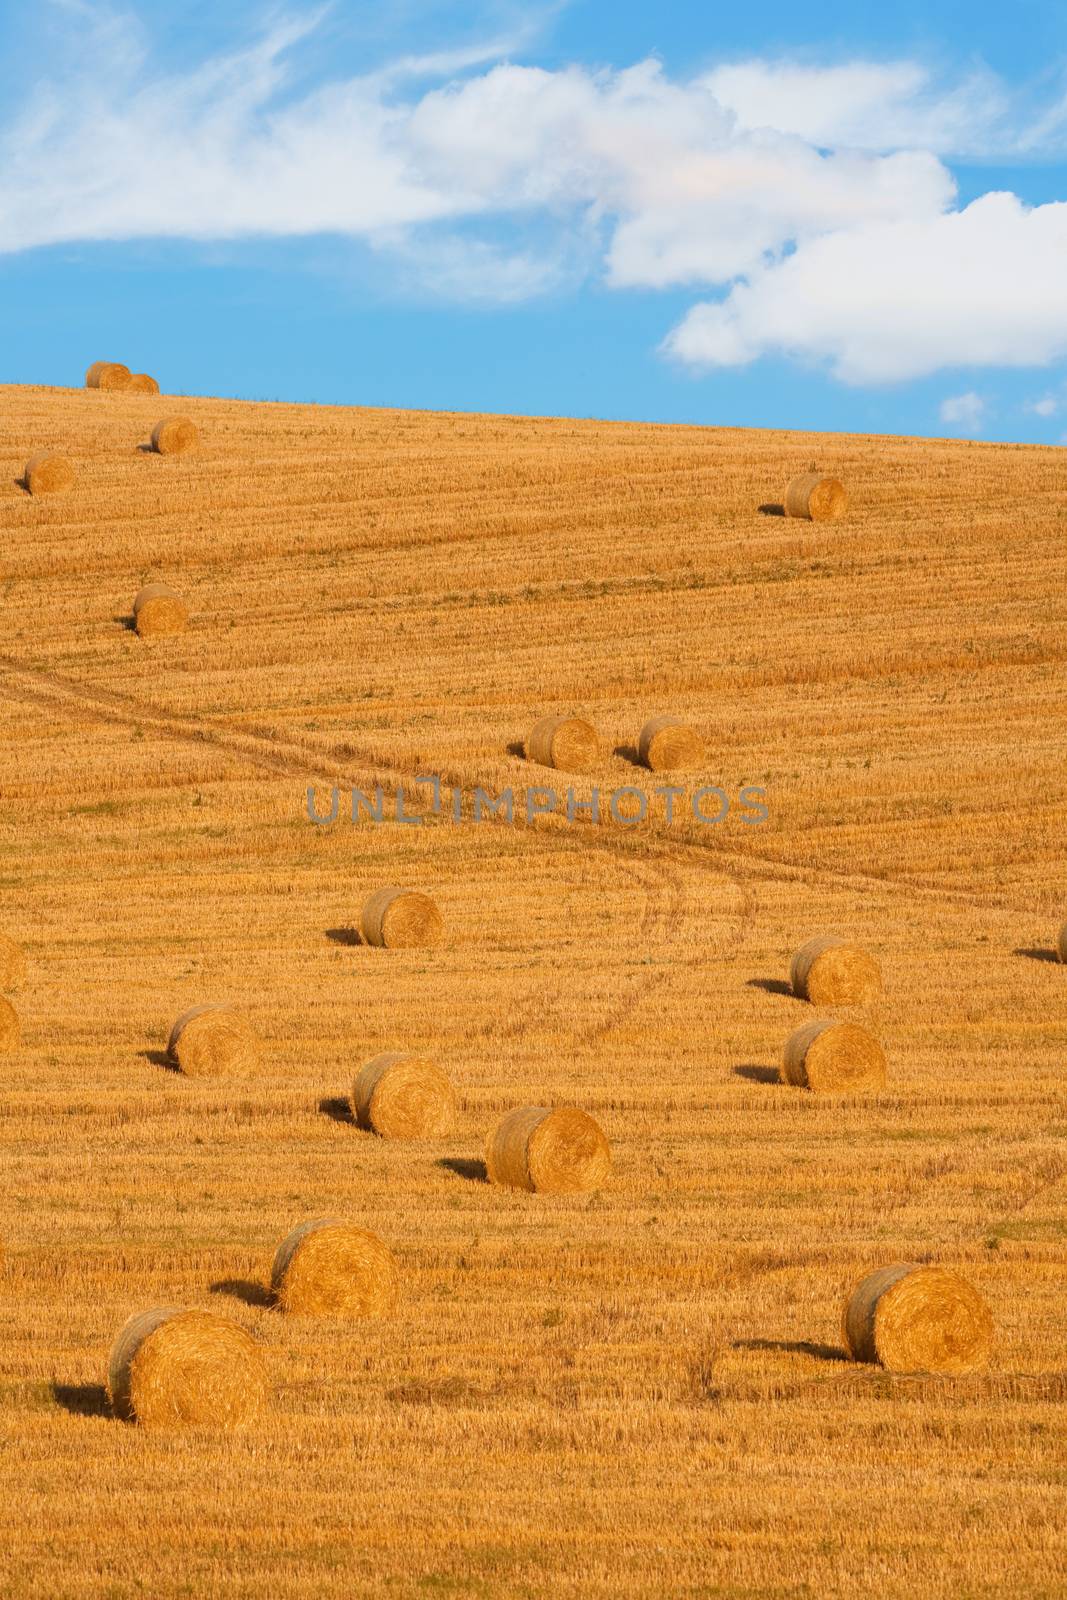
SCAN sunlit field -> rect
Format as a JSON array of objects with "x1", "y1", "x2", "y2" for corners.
[{"x1": 1, "y1": 382, "x2": 1065, "y2": 1598}]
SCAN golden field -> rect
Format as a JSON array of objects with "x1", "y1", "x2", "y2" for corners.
[{"x1": 0, "y1": 381, "x2": 1065, "y2": 1598}]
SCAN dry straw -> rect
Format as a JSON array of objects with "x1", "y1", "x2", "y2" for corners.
[
  {"x1": 360, "y1": 887, "x2": 443, "y2": 949},
  {"x1": 784, "y1": 473, "x2": 848, "y2": 521},
  {"x1": 0, "y1": 998, "x2": 19, "y2": 1053},
  {"x1": 85, "y1": 361, "x2": 131, "y2": 390},
  {"x1": 527, "y1": 714, "x2": 600, "y2": 773},
  {"x1": 107, "y1": 1307, "x2": 268, "y2": 1428},
  {"x1": 842, "y1": 1264, "x2": 993, "y2": 1374},
  {"x1": 638, "y1": 714, "x2": 704, "y2": 772},
  {"x1": 352, "y1": 1052, "x2": 456, "y2": 1139},
  {"x1": 781, "y1": 1019, "x2": 886, "y2": 1093},
  {"x1": 127, "y1": 374, "x2": 160, "y2": 394},
  {"x1": 133, "y1": 583, "x2": 189, "y2": 639},
  {"x1": 271, "y1": 1219, "x2": 398, "y2": 1317},
  {"x1": 1058, "y1": 922, "x2": 1067, "y2": 963},
  {"x1": 486, "y1": 1106, "x2": 611, "y2": 1194},
  {"x1": 24, "y1": 453, "x2": 74, "y2": 496},
  {"x1": 167, "y1": 1003, "x2": 261, "y2": 1076},
  {"x1": 0, "y1": 935, "x2": 25, "y2": 990},
  {"x1": 790, "y1": 935, "x2": 882, "y2": 1004},
  {"x1": 151, "y1": 417, "x2": 199, "y2": 455}
]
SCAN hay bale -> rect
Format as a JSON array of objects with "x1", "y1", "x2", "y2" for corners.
[
  {"x1": 352, "y1": 1052, "x2": 456, "y2": 1139},
  {"x1": 127, "y1": 373, "x2": 160, "y2": 394},
  {"x1": 0, "y1": 998, "x2": 19, "y2": 1052},
  {"x1": 151, "y1": 417, "x2": 198, "y2": 455},
  {"x1": 85, "y1": 361, "x2": 131, "y2": 390},
  {"x1": 527, "y1": 714, "x2": 600, "y2": 773},
  {"x1": 781, "y1": 1018, "x2": 886, "y2": 1092},
  {"x1": 842, "y1": 1264, "x2": 993, "y2": 1374},
  {"x1": 1058, "y1": 922, "x2": 1067, "y2": 963},
  {"x1": 167, "y1": 1003, "x2": 261, "y2": 1076},
  {"x1": 133, "y1": 583, "x2": 188, "y2": 639},
  {"x1": 790, "y1": 935, "x2": 882, "y2": 1004},
  {"x1": 360, "y1": 887, "x2": 442, "y2": 949},
  {"x1": 784, "y1": 473, "x2": 848, "y2": 520},
  {"x1": 271, "y1": 1219, "x2": 398, "y2": 1317},
  {"x1": 486, "y1": 1106, "x2": 611, "y2": 1194},
  {"x1": 107, "y1": 1307, "x2": 268, "y2": 1428},
  {"x1": 637, "y1": 714, "x2": 704, "y2": 772},
  {"x1": 24, "y1": 452, "x2": 74, "y2": 496},
  {"x1": 0, "y1": 935, "x2": 25, "y2": 991}
]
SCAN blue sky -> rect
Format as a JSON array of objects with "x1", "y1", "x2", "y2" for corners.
[{"x1": 2, "y1": 0, "x2": 1066, "y2": 442}]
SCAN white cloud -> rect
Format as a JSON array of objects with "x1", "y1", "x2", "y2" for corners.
[
  {"x1": 939, "y1": 392, "x2": 987, "y2": 434},
  {"x1": 1025, "y1": 395, "x2": 1058, "y2": 417},
  {"x1": 664, "y1": 194, "x2": 1067, "y2": 383},
  {"x1": 2, "y1": 9, "x2": 1067, "y2": 383}
]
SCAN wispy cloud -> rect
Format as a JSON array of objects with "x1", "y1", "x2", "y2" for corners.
[
  {"x1": 939, "y1": 391, "x2": 987, "y2": 434},
  {"x1": 3, "y1": 6, "x2": 1067, "y2": 380}
]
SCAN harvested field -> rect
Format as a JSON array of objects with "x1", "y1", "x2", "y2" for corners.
[{"x1": 0, "y1": 381, "x2": 1065, "y2": 1598}]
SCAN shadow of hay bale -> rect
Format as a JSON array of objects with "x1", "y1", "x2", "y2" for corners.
[
  {"x1": 437, "y1": 1156, "x2": 488, "y2": 1184},
  {"x1": 318, "y1": 1096, "x2": 354, "y2": 1125},
  {"x1": 1014, "y1": 946, "x2": 1059, "y2": 964},
  {"x1": 746, "y1": 977, "x2": 795, "y2": 997},
  {"x1": 208, "y1": 1279, "x2": 274, "y2": 1309},
  {"x1": 52, "y1": 1382, "x2": 111, "y2": 1417},
  {"x1": 733, "y1": 1064, "x2": 780, "y2": 1085},
  {"x1": 325, "y1": 927, "x2": 362, "y2": 947}
]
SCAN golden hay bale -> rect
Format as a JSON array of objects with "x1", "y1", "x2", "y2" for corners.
[
  {"x1": 486, "y1": 1106, "x2": 611, "y2": 1194},
  {"x1": 637, "y1": 714, "x2": 704, "y2": 772},
  {"x1": 790, "y1": 935, "x2": 882, "y2": 1004},
  {"x1": 151, "y1": 416, "x2": 198, "y2": 455},
  {"x1": 167, "y1": 1003, "x2": 261, "y2": 1076},
  {"x1": 784, "y1": 473, "x2": 848, "y2": 520},
  {"x1": 781, "y1": 1018, "x2": 886, "y2": 1093},
  {"x1": 107, "y1": 1307, "x2": 268, "y2": 1428},
  {"x1": 133, "y1": 583, "x2": 189, "y2": 639},
  {"x1": 271, "y1": 1219, "x2": 398, "y2": 1317},
  {"x1": 527, "y1": 714, "x2": 600, "y2": 773},
  {"x1": 842, "y1": 1264, "x2": 993, "y2": 1374},
  {"x1": 85, "y1": 361, "x2": 131, "y2": 390},
  {"x1": 127, "y1": 373, "x2": 160, "y2": 394},
  {"x1": 360, "y1": 887, "x2": 443, "y2": 949},
  {"x1": 1058, "y1": 922, "x2": 1067, "y2": 963},
  {"x1": 24, "y1": 452, "x2": 74, "y2": 496},
  {"x1": 0, "y1": 998, "x2": 19, "y2": 1052},
  {"x1": 0, "y1": 935, "x2": 26, "y2": 991},
  {"x1": 352, "y1": 1052, "x2": 456, "y2": 1139}
]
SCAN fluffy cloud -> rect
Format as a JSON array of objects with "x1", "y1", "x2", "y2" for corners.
[
  {"x1": 2, "y1": 8, "x2": 1067, "y2": 385},
  {"x1": 939, "y1": 392, "x2": 987, "y2": 434}
]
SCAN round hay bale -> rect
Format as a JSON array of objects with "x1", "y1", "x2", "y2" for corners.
[
  {"x1": 151, "y1": 417, "x2": 198, "y2": 455},
  {"x1": 842, "y1": 1264, "x2": 993, "y2": 1374},
  {"x1": 486, "y1": 1106, "x2": 611, "y2": 1194},
  {"x1": 0, "y1": 998, "x2": 19, "y2": 1052},
  {"x1": 271, "y1": 1219, "x2": 398, "y2": 1317},
  {"x1": 24, "y1": 452, "x2": 74, "y2": 496},
  {"x1": 167, "y1": 1003, "x2": 261, "y2": 1076},
  {"x1": 360, "y1": 887, "x2": 442, "y2": 949},
  {"x1": 107, "y1": 1307, "x2": 268, "y2": 1428},
  {"x1": 637, "y1": 714, "x2": 704, "y2": 772},
  {"x1": 784, "y1": 473, "x2": 848, "y2": 520},
  {"x1": 0, "y1": 935, "x2": 26, "y2": 991},
  {"x1": 790, "y1": 935, "x2": 882, "y2": 1004},
  {"x1": 133, "y1": 583, "x2": 188, "y2": 639},
  {"x1": 781, "y1": 1018, "x2": 886, "y2": 1092},
  {"x1": 1058, "y1": 921, "x2": 1067, "y2": 963},
  {"x1": 352, "y1": 1052, "x2": 456, "y2": 1139},
  {"x1": 527, "y1": 714, "x2": 600, "y2": 773},
  {"x1": 127, "y1": 373, "x2": 160, "y2": 394},
  {"x1": 85, "y1": 361, "x2": 131, "y2": 390}
]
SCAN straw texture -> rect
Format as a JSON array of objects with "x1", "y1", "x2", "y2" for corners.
[
  {"x1": 527, "y1": 714, "x2": 600, "y2": 773},
  {"x1": 784, "y1": 474, "x2": 848, "y2": 520},
  {"x1": 133, "y1": 583, "x2": 188, "y2": 638},
  {"x1": 107, "y1": 1307, "x2": 268, "y2": 1428},
  {"x1": 271, "y1": 1219, "x2": 398, "y2": 1317},
  {"x1": 0, "y1": 998, "x2": 19, "y2": 1052},
  {"x1": 360, "y1": 887, "x2": 443, "y2": 949},
  {"x1": 151, "y1": 417, "x2": 199, "y2": 455},
  {"x1": 790, "y1": 935, "x2": 882, "y2": 1004},
  {"x1": 24, "y1": 453, "x2": 74, "y2": 496},
  {"x1": 843, "y1": 1264, "x2": 993, "y2": 1374},
  {"x1": 352, "y1": 1052, "x2": 456, "y2": 1139},
  {"x1": 167, "y1": 1003, "x2": 261, "y2": 1076},
  {"x1": 0, "y1": 935, "x2": 25, "y2": 991},
  {"x1": 486, "y1": 1106, "x2": 611, "y2": 1193},
  {"x1": 637, "y1": 715, "x2": 704, "y2": 772},
  {"x1": 1058, "y1": 922, "x2": 1067, "y2": 963},
  {"x1": 781, "y1": 1019, "x2": 886, "y2": 1092}
]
